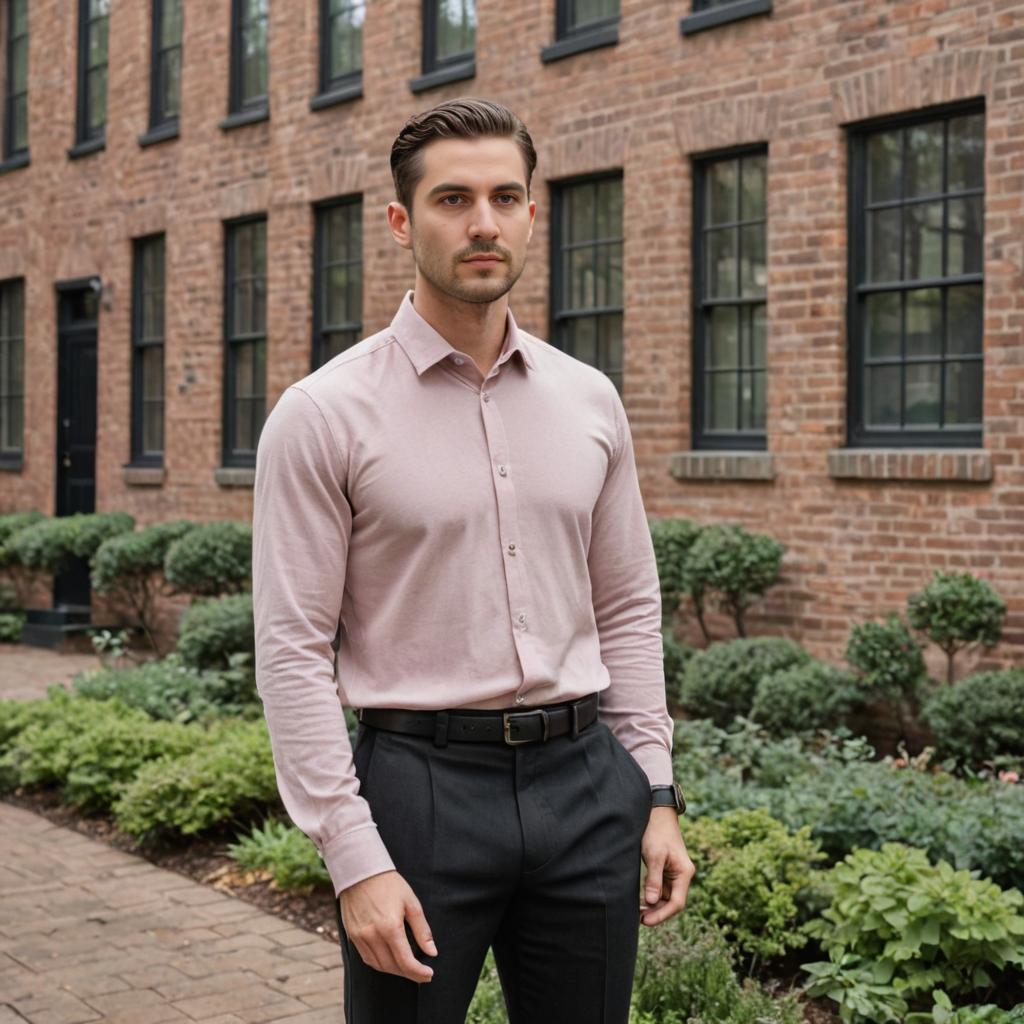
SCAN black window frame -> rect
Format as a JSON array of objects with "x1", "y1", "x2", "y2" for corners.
[
  {"x1": 312, "y1": 196, "x2": 363, "y2": 372},
  {"x1": 313, "y1": 0, "x2": 364, "y2": 108},
  {"x1": 541, "y1": 0, "x2": 620, "y2": 63},
  {"x1": 692, "y1": 143, "x2": 769, "y2": 451},
  {"x1": 222, "y1": 215, "x2": 267, "y2": 468},
  {"x1": 140, "y1": 0, "x2": 182, "y2": 145},
  {"x1": 2, "y1": 0, "x2": 29, "y2": 166},
  {"x1": 223, "y1": 0, "x2": 269, "y2": 128},
  {"x1": 129, "y1": 234, "x2": 166, "y2": 468},
  {"x1": 681, "y1": 0, "x2": 772, "y2": 36},
  {"x1": 550, "y1": 171, "x2": 625, "y2": 395},
  {"x1": 70, "y1": 0, "x2": 109, "y2": 157},
  {"x1": 410, "y1": 0, "x2": 475, "y2": 93},
  {"x1": 847, "y1": 100, "x2": 985, "y2": 449},
  {"x1": 0, "y1": 277, "x2": 24, "y2": 469}
]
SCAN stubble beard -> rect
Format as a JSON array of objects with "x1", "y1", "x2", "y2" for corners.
[{"x1": 411, "y1": 234, "x2": 527, "y2": 306}]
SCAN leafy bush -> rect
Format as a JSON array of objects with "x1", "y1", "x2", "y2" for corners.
[
  {"x1": 663, "y1": 631, "x2": 695, "y2": 706},
  {"x1": 923, "y1": 670, "x2": 1024, "y2": 769},
  {"x1": 907, "y1": 992, "x2": 1024, "y2": 1024},
  {"x1": 0, "y1": 610, "x2": 25, "y2": 642},
  {"x1": 176, "y1": 592, "x2": 254, "y2": 673},
  {"x1": 750, "y1": 661, "x2": 862, "y2": 737},
  {"x1": 846, "y1": 614, "x2": 928, "y2": 703},
  {"x1": 0, "y1": 510, "x2": 45, "y2": 607},
  {"x1": 113, "y1": 718, "x2": 279, "y2": 840},
  {"x1": 649, "y1": 517, "x2": 702, "y2": 626},
  {"x1": 680, "y1": 637, "x2": 810, "y2": 727},
  {"x1": 71, "y1": 652, "x2": 261, "y2": 724},
  {"x1": 467, "y1": 948, "x2": 510, "y2": 1024},
  {"x1": 682, "y1": 808, "x2": 826, "y2": 961},
  {"x1": 227, "y1": 818, "x2": 330, "y2": 891},
  {"x1": 5, "y1": 512, "x2": 134, "y2": 574},
  {"x1": 908, "y1": 571, "x2": 1007, "y2": 684},
  {"x1": 683, "y1": 524, "x2": 784, "y2": 640},
  {"x1": 164, "y1": 521, "x2": 252, "y2": 596},
  {"x1": 803, "y1": 843, "x2": 1024, "y2": 1019}
]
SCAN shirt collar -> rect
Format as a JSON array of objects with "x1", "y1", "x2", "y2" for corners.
[{"x1": 390, "y1": 290, "x2": 536, "y2": 376}]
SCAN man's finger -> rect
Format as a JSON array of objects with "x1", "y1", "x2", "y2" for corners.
[
  {"x1": 643, "y1": 853, "x2": 665, "y2": 906},
  {"x1": 405, "y1": 899, "x2": 439, "y2": 957},
  {"x1": 383, "y1": 923, "x2": 434, "y2": 983}
]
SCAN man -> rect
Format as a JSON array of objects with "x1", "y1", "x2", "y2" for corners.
[{"x1": 252, "y1": 97, "x2": 694, "y2": 1023}]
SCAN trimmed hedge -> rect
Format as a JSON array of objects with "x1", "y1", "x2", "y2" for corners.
[{"x1": 164, "y1": 521, "x2": 252, "y2": 596}]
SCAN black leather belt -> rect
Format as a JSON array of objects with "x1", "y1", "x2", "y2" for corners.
[{"x1": 356, "y1": 691, "x2": 600, "y2": 746}]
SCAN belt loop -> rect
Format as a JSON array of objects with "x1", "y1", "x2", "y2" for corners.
[
  {"x1": 569, "y1": 701, "x2": 580, "y2": 741},
  {"x1": 433, "y1": 710, "x2": 449, "y2": 748}
]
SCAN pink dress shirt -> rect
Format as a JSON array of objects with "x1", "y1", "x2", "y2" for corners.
[{"x1": 252, "y1": 290, "x2": 673, "y2": 898}]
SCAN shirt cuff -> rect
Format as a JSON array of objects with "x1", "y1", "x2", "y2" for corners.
[
  {"x1": 321, "y1": 824, "x2": 397, "y2": 899},
  {"x1": 631, "y1": 743, "x2": 675, "y2": 789}
]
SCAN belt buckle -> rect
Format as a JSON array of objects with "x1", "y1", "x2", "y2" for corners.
[{"x1": 503, "y1": 708, "x2": 549, "y2": 745}]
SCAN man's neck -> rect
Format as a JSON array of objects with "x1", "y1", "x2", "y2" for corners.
[{"x1": 411, "y1": 279, "x2": 509, "y2": 378}]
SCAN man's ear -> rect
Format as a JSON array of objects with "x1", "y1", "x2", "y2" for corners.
[
  {"x1": 387, "y1": 201, "x2": 413, "y2": 250},
  {"x1": 527, "y1": 198, "x2": 537, "y2": 244}
]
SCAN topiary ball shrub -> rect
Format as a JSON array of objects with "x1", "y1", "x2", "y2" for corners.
[
  {"x1": 176, "y1": 592, "x2": 254, "y2": 673},
  {"x1": 164, "y1": 520, "x2": 252, "y2": 597},
  {"x1": 680, "y1": 637, "x2": 811, "y2": 727},
  {"x1": 91, "y1": 520, "x2": 197, "y2": 592},
  {"x1": 922, "y1": 670, "x2": 1024, "y2": 769},
  {"x1": 846, "y1": 613, "x2": 928, "y2": 703},
  {"x1": 750, "y1": 661, "x2": 862, "y2": 738},
  {"x1": 663, "y1": 631, "x2": 696, "y2": 707},
  {"x1": 649, "y1": 517, "x2": 703, "y2": 625}
]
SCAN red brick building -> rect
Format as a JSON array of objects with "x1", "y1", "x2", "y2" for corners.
[{"x1": 1, "y1": 0, "x2": 1022, "y2": 667}]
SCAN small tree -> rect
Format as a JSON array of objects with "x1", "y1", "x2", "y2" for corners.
[
  {"x1": 649, "y1": 517, "x2": 702, "y2": 629},
  {"x1": 907, "y1": 571, "x2": 1006, "y2": 685}
]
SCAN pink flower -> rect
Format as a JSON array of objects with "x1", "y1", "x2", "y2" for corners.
[
  {"x1": 893, "y1": 757, "x2": 907, "y2": 768},
  {"x1": 998, "y1": 770, "x2": 1020, "y2": 784}
]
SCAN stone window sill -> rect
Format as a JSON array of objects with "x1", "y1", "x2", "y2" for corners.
[
  {"x1": 0, "y1": 454, "x2": 23, "y2": 471},
  {"x1": 219, "y1": 105, "x2": 269, "y2": 132},
  {"x1": 670, "y1": 451, "x2": 775, "y2": 481},
  {"x1": 0, "y1": 151, "x2": 29, "y2": 175},
  {"x1": 310, "y1": 76, "x2": 363, "y2": 110},
  {"x1": 214, "y1": 466, "x2": 255, "y2": 487},
  {"x1": 123, "y1": 464, "x2": 165, "y2": 486},
  {"x1": 681, "y1": 0, "x2": 772, "y2": 36},
  {"x1": 138, "y1": 121, "x2": 180, "y2": 148},
  {"x1": 827, "y1": 448, "x2": 992, "y2": 483},
  {"x1": 540, "y1": 21, "x2": 619, "y2": 63},
  {"x1": 409, "y1": 60, "x2": 475, "y2": 94},
  {"x1": 68, "y1": 135, "x2": 105, "y2": 160}
]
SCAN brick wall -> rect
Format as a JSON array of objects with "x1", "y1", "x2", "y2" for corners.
[{"x1": 1, "y1": 0, "x2": 1022, "y2": 668}]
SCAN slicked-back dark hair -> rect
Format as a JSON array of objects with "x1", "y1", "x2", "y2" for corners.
[{"x1": 390, "y1": 98, "x2": 537, "y2": 219}]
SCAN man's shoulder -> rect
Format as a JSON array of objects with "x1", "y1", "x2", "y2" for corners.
[
  {"x1": 293, "y1": 329, "x2": 397, "y2": 395},
  {"x1": 517, "y1": 327, "x2": 621, "y2": 401}
]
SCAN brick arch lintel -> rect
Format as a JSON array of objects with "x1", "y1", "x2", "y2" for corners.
[
  {"x1": 308, "y1": 155, "x2": 369, "y2": 207},
  {"x1": 539, "y1": 124, "x2": 632, "y2": 182},
  {"x1": 673, "y1": 96, "x2": 780, "y2": 157}
]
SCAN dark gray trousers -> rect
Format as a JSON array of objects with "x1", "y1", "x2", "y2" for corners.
[{"x1": 332, "y1": 709, "x2": 652, "y2": 1023}]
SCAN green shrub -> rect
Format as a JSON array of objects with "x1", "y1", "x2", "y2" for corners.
[
  {"x1": 908, "y1": 571, "x2": 1007, "y2": 685},
  {"x1": 663, "y1": 631, "x2": 695, "y2": 706},
  {"x1": 0, "y1": 511, "x2": 45, "y2": 608},
  {"x1": 649, "y1": 517, "x2": 703, "y2": 626},
  {"x1": 0, "y1": 610, "x2": 25, "y2": 642},
  {"x1": 907, "y1": 992, "x2": 1024, "y2": 1024},
  {"x1": 467, "y1": 948, "x2": 509, "y2": 1024},
  {"x1": 113, "y1": 718, "x2": 279, "y2": 840},
  {"x1": 846, "y1": 613, "x2": 928, "y2": 702},
  {"x1": 227, "y1": 818, "x2": 330, "y2": 891},
  {"x1": 71, "y1": 652, "x2": 260, "y2": 724},
  {"x1": 0, "y1": 685, "x2": 77, "y2": 751},
  {"x1": 164, "y1": 521, "x2": 252, "y2": 596},
  {"x1": 680, "y1": 637, "x2": 810, "y2": 727},
  {"x1": 803, "y1": 843, "x2": 1024, "y2": 1019},
  {"x1": 6, "y1": 512, "x2": 134, "y2": 575},
  {"x1": 176, "y1": 592, "x2": 254, "y2": 673},
  {"x1": 751, "y1": 661, "x2": 861, "y2": 737},
  {"x1": 682, "y1": 808, "x2": 827, "y2": 961},
  {"x1": 683, "y1": 524, "x2": 784, "y2": 640},
  {"x1": 923, "y1": 670, "x2": 1024, "y2": 768},
  {"x1": 0, "y1": 510, "x2": 45, "y2": 551}
]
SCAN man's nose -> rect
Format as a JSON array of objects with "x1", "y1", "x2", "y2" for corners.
[{"x1": 468, "y1": 199, "x2": 500, "y2": 239}]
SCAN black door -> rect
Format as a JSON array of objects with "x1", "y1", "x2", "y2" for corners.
[{"x1": 53, "y1": 281, "x2": 99, "y2": 610}]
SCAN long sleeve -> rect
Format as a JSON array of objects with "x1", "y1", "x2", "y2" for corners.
[
  {"x1": 252, "y1": 384, "x2": 395, "y2": 898},
  {"x1": 587, "y1": 386, "x2": 674, "y2": 786}
]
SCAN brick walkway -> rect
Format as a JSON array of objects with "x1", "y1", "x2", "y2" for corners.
[{"x1": 0, "y1": 645, "x2": 345, "y2": 1024}]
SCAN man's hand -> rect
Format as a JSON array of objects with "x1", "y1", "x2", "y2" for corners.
[
  {"x1": 338, "y1": 870, "x2": 438, "y2": 982},
  {"x1": 639, "y1": 806, "x2": 695, "y2": 927}
]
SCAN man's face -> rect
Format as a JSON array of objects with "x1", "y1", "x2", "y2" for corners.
[{"x1": 390, "y1": 136, "x2": 536, "y2": 305}]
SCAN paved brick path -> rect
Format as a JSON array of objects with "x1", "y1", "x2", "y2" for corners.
[{"x1": 0, "y1": 645, "x2": 345, "y2": 1023}]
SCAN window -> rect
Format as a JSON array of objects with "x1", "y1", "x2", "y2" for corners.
[
  {"x1": 411, "y1": 0, "x2": 475, "y2": 92},
  {"x1": 542, "y1": 0, "x2": 619, "y2": 61},
  {"x1": 145, "y1": 0, "x2": 181, "y2": 139},
  {"x1": 551, "y1": 174, "x2": 624, "y2": 394},
  {"x1": 223, "y1": 217, "x2": 267, "y2": 466},
  {"x1": 0, "y1": 279, "x2": 24, "y2": 466},
  {"x1": 3, "y1": 0, "x2": 28, "y2": 163},
  {"x1": 693, "y1": 147, "x2": 767, "y2": 449},
  {"x1": 848, "y1": 105, "x2": 984, "y2": 447},
  {"x1": 72, "y1": 0, "x2": 109, "y2": 154},
  {"x1": 227, "y1": 0, "x2": 268, "y2": 120},
  {"x1": 316, "y1": 0, "x2": 363, "y2": 103},
  {"x1": 313, "y1": 198, "x2": 362, "y2": 370},
  {"x1": 681, "y1": 0, "x2": 772, "y2": 35},
  {"x1": 131, "y1": 236, "x2": 165, "y2": 465}
]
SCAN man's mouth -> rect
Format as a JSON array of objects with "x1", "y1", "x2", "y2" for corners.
[{"x1": 463, "y1": 254, "x2": 503, "y2": 264}]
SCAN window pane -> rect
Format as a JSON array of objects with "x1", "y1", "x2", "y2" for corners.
[
  {"x1": 437, "y1": 0, "x2": 475, "y2": 62},
  {"x1": 904, "y1": 362, "x2": 941, "y2": 426},
  {"x1": 326, "y1": 266, "x2": 349, "y2": 326},
  {"x1": 867, "y1": 130, "x2": 901, "y2": 203},
  {"x1": 325, "y1": 206, "x2": 351, "y2": 262},
  {"x1": 87, "y1": 67, "x2": 107, "y2": 131},
  {"x1": 948, "y1": 113, "x2": 984, "y2": 192},
  {"x1": 161, "y1": 47, "x2": 182, "y2": 117},
  {"x1": 91, "y1": 0, "x2": 112, "y2": 17},
  {"x1": 747, "y1": 304, "x2": 766, "y2": 367},
  {"x1": 89, "y1": 14, "x2": 109, "y2": 68},
  {"x1": 748, "y1": 370, "x2": 766, "y2": 431},
  {"x1": 570, "y1": 316, "x2": 597, "y2": 366},
  {"x1": 904, "y1": 201, "x2": 943, "y2": 281},
  {"x1": 244, "y1": 0, "x2": 268, "y2": 22},
  {"x1": 330, "y1": 2, "x2": 365, "y2": 78},
  {"x1": 708, "y1": 306, "x2": 738, "y2": 369},
  {"x1": 905, "y1": 288, "x2": 942, "y2": 358},
  {"x1": 143, "y1": 236, "x2": 165, "y2": 293},
  {"x1": 143, "y1": 397, "x2": 163, "y2": 454},
  {"x1": 707, "y1": 227, "x2": 737, "y2": 298},
  {"x1": 905, "y1": 121, "x2": 943, "y2": 198},
  {"x1": 866, "y1": 365, "x2": 900, "y2": 427},
  {"x1": 867, "y1": 208, "x2": 901, "y2": 282},
  {"x1": 740, "y1": 223, "x2": 766, "y2": 297},
  {"x1": 233, "y1": 282, "x2": 253, "y2": 335},
  {"x1": 740, "y1": 154, "x2": 766, "y2": 220},
  {"x1": 947, "y1": 196, "x2": 983, "y2": 276},
  {"x1": 707, "y1": 160, "x2": 736, "y2": 225},
  {"x1": 709, "y1": 372, "x2": 738, "y2": 432},
  {"x1": 865, "y1": 291, "x2": 901, "y2": 360},
  {"x1": 252, "y1": 277, "x2": 266, "y2": 333},
  {"x1": 600, "y1": 312, "x2": 623, "y2": 376},
  {"x1": 571, "y1": 0, "x2": 619, "y2": 29},
  {"x1": 944, "y1": 360, "x2": 982, "y2": 425},
  {"x1": 595, "y1": 177, "x2": 623, "y2": 239},
  {"x1": 569, "y1": 247, "x2": 595, "y2": 310},
  {"x1": 12, "y1": 0, "x2": 27, "y2": 35},
  {"x1": 568, "y1": 185, "x2": 595, "y2": 243},
  {"x1": 947, "y1": 284, "x2": 982, "y2": 356},
  {"x1": 242, "y1": 46, "x2": 268, "y2": 102},
  {"x1": 161, "y1": 0, "x2": 183, "y2": 46},
  {"x1": 11, "y1": 35, "x2": 28, "y2": 91},
  {"x1": 142, "y1": 344, "x2": 163, "y2": 400}
]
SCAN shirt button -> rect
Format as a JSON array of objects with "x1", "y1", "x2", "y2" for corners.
[
  {"x1": 507, "y1": 542, "x2": 516, "y2": 555},
  {"x1": 517, "y1": 613, "x2": 527, "y2": 624},
  {"x1": 514, "y1": 694, "x2": 525, "y2": 705},
  {"x1": 482, "y1": 392, "x2": 490, "y2": 402},
  {"x1": 453, "y1": 356, "x2": 465, "y2": 365},
  {"x1": 498, "y1": 465, "x2": 507, "y2": 476}
]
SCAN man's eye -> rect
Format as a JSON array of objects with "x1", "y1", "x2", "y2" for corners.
[
  {"x1": 495, "y1": 194, "x2": 517, "y2": 204},
  {"x1": 441, "y1": 195, "x2": 464, "y2": 205}
]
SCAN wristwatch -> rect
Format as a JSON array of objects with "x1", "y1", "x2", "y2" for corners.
[{"x1": 650, "y1": 782, "x2": 686, "y2": 816}]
